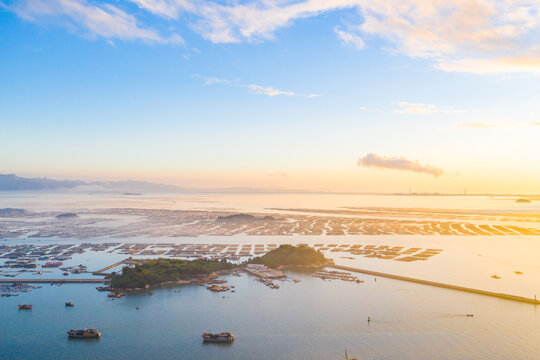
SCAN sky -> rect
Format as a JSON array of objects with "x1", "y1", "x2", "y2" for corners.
[{"x1": 1, "y1": 0, "x2": 540, "y2": 194}]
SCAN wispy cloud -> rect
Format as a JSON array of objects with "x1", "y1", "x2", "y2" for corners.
[
  {"x1": 457, "y1": 120, "x2": 540, "y2": 128},
  {"x1": 246, "y1": 85, "x2": 296, "y2": 97},
  {"x1": 393, "y1": 101, "x2": 482, "y2": 115},
  {"x1": 191, "y1": 74, "x2": 234, "y2": 85},
  {"x1": 8, "y1": 1, "x2": 540, "y2": 74},
  {"x1": 358, "y1": 153, "x2": 444, "y2": 177},
  {"x1": 145, "y1": 0, "x2": 540, "y2": 74},
  {"x1": 193, "y1": 75, "x2": 319, "y2": 98},
  {"x1": 393, "y1": 102, "x2": 438, "y2": 115},
  {"x1": 5, "y1": 0, "x2": 183, "y2": 44},
  {"x1": 334, "y1": 26, "x2": 365, "y2": 50}
]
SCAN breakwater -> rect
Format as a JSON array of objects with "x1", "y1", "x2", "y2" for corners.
[
  {"x1": 0, "y1": 278, "x2": 108, "y2": 284},
  {"x1": 330, "y1": 265, "x2": 540, "y2": 305}
]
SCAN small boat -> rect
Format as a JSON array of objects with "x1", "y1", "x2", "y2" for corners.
[
  {"x1": 63, "y1": 272, "x2": 69, "y2": 276},
  {"x1": 67, "y1": 328, "x2": 101, "y2": 338},
  {"x1": 18, "y1": 304, "x2": 32, "y2": 310},
  {"x1": 65, "y1": 302, "x2": 74, "y2": 307},
  {"x1": 491, "y1": 275, "x2": 501, "y2": 279},
  {"x1": 202, "y1": 331, "x2": 234, "y2": 343},
  {"x1": 466, "y1": 314, "x2": 474, "y2": 317}
]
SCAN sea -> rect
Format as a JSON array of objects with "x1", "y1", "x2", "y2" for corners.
[{"x1": 1, "y1": 192, "x2": 540, "y2": 359}]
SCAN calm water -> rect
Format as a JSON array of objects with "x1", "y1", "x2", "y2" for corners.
[
  {"x1": 2, "y1": 269, "x2": 540, "y2": 360},
  {"x1": 1, "y1": 192, "x2": 539, "y2": 212}
]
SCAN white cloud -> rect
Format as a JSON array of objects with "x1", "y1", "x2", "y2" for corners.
[
  {"x1": 246, "y1": 84, "x2": 318, "y2": 98},
  {"x1": 192, "y1": 74, "x2": 233, "y2": 85},
  {"x1": 457, "y1": 120, "x2": 538, "y2": 128},
  {"x1": 358, "y1": 153, "x2": 444, "y2": 177},
  {"x1": 334, "y1": 26, "x2": 365, "y2": 50},
  {"x1": 6, "y1": 0, "x2": 183, "y2": 44},
  {"x1": 193, "y1": 74, "x2": 319, "y2": 98},
  {"x1": 246, "y1": 85, "x2": 296, "y2": 97},
  {"x1": 393, "y1": 101, "x2": 437, "y2": 115},
  {"x1": 8, "y1": 0, "x2": 540, "y2": 73},
  {"x1": 129, "y1": 0, "x2": 194, "y2": 19},
  {"x1": 392, "y1": 101, "x2": 479, "y2": 115}
]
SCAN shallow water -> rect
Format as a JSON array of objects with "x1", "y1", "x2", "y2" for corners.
[{"x1": 1, "y1": 192, "x2": 539, "y2": 212}]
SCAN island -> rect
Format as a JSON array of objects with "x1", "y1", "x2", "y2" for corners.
[
  {"x1": 55, "y1": 213, "x2": 78, "y2": 219},
  {"x1": 110, "y1": 258, "x2": 236, "y2": 290},
  {"x1": 249, "y1": 244, "x2": 332, "y2": 269}
]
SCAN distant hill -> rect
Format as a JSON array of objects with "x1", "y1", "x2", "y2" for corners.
[
  {"x1": 0, "y1": 208, "x2": 28, "y2": 217},
  {"x1": 0, "y1": 174, "x2": 187, "y2": 193},
  {"x1": 55, "y1": 213, "x2": 78, "y2": 219},
  {"x1": 0, "y1": 174, "x2": 85, "y2": 191}
]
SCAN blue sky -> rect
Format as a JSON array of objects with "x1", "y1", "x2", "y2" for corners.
[{"x1": 1, "y1": 0, "x2": 540, "y2": 193}]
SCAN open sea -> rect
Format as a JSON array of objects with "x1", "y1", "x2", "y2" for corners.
[
  {"x1": 2, "y1": 267, "x2": 540, "y2": 360},
  {"x1": 2, "y1": 193, "x2": 540, "y2": 359}
]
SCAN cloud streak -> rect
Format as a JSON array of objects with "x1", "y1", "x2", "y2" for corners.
[
  {"x1": 4, "y1": 0, "x2": 183, "y2": 44},
  {"x1": 193, "y1": 75, "x2": 319, "y2": 98},
  {"x1": 393, "y1": 102, "x2": 438, "y2": 115},
  {"x1": 334, "y1": 26, "x2": 365, "y2": 50},
  {"x1": 358, "y1": 153, "x2": 444, "y2": 177}
]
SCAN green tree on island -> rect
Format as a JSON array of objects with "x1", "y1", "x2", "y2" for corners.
[{"x1": 249, "y1": 245, "x2": 330, "y2": 268}]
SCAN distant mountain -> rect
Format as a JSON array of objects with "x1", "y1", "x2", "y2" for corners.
[
  {"x1": 0, "y1": 174, "x2": 85, "y2": 191},
  {"x1": 0, "y1": 174, "x2": 187, "y2": 193},
  {"x1": 0, "y1": 208, "x2": 28, "y2": 217},
  {"x1": 215, "y1": 214, "x2": 277, "y2": 223}
]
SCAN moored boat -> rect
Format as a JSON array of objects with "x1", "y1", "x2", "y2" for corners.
[
  {"x1": 18, "y1": 304, "x2": 32, "y2": 310},
  {"x1": 202, "y1": 331, "x2": 234, "y2": 343},
  {"x1": 67, "y1": 328, "x2": 101, "y2": 338}
]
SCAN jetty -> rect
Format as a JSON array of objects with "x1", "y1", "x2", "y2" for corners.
[
  {"x1": 330, "y1": 265, "x2": 540, "y2": 305},
  {"x1": 0, "y1": 279, "x2": 109, "y2": 284},
  {"x1": 92, "y1": 260, "x2": 126, "y2": 276}
]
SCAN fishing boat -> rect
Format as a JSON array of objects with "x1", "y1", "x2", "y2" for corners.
[
  {"x1": 201, "y1": 331, "x2": 234, "y2": 343},
  {"x1": 65, "y1": 302, "x2": 74, "y2": 307},
  {"x1": 67, "y1": 328, "x2": 101, "y2": 338},
  {"x1": 18, "y1": 304, "x2": 32, "y2": 310}
]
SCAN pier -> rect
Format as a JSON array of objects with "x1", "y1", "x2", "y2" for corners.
[
  {"x1": 330, "y1": 265, "x2": 540, "y2": 305},
  {"x1": 0, "y1": 278, "x2": 109, "y2": 284},
  {"x1": 92, "y1": 260, "x2": 125, "y2": 276}
]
